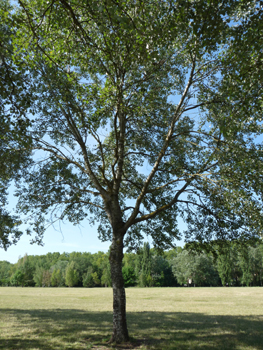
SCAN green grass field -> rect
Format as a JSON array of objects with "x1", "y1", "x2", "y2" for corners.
[{"x1": 0, "y1": 287, "x2": 262, "y2": 350}]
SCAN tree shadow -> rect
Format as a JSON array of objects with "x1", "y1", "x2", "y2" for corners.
[
  {"x1": 128, "y1": 311, "x2": 263, "y2": 350},
  {"x1": 0, "y1": 308, "x2": 263, "y2": 349}
]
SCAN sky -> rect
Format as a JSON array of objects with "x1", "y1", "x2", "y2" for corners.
[
  {"x1": 1, "y1": 219, "x2": 112, "y2": 264},
  {"x1": 1, "y1": 181, "x2": 111, "y2": 263},
  {"x1": 2, "y1": 185, "x2": 110, "y2": 263}
]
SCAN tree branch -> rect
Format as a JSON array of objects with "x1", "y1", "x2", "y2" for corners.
[{"x1": 125, "y1": 53, "x2": 197, "y2": 228}]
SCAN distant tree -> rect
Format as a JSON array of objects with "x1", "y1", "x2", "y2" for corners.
[
  {"x1": 217, "y1": 244, "x2": 241, "y2": 286},
  {"x1": 10, "y1": 270, "x2": 25, "y2": 287},
  {"x1": 91, "y1": 271, "x2": 101, "y2": 286},
  {"x1": 236, "y1": 244, "x2": 263, "y2": 287},
  {"x1": 238, "y1": 249, "x2": 253, "y2": 286},
  {"x1": 83, "y1": 266, "x2": 100, "y2": 287},
  {"x1": 138, "y1": 243, "x2": 153, "y2": 287},
  {"x1": 100, "y1": 252, "x2": 112, "y2": 287},
  {"x1": 83, "y1": 266, "x2": 94, "y2": 288},
  {"x1": 123, "y1": 252, "x2": 137, "y2": 269},
  {"x1": 51, "y1": 269, "x2": 65, "y2": 287},
  {"x1": 101, "y1": 267, "x2": 112, "y2": 287},
  {"x1": 164, "y1": 247, "x2": 183, "y2": 261},
  {"x1": 122, "y1": 266, "x2": 136, "y2": 287},
  {"x1": 33, "y1": 265, "x2": 45, "y2": 287},
  {"x1": 42, "y1": 270, "x2": 51, "y2": 287},
  {"x1": 69, "y1": 252, "x2": 93, "y2": 285},
  {"x1": 151, "y1": 255, "x2": 176, "y2": 287},
  {"x1": 49, "y1": 260, "x2": 68, "y2": 286},
  {"x1": 171, "y1": 250, "x2": 219, "y2": 286},
  {"x1": 19, "y1": 254, "x2": 35, "y2": 286},
  {"x1": 0, "y1": 261, "x2": 12, "y2": 286},
  {"x1": 171, "y1": 250, "x2": 195, "y2": 286},
  {"x1": 65, "y1": 261, "x2": 79, "y2": 287},
  {"x1": 192, "y1": 254, "x2": 219, "y2": 286},
  {"x1": 248, "y1": 245, "x2": 263, "y2": 286}
]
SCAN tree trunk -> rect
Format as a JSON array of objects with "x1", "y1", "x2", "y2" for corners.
[{"x1": 109, "y1": 232, "x2": 129, "y2": 343}]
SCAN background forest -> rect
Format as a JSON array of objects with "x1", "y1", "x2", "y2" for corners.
[{"x1": 1, "y1": 242, "x2": 263, "y2": 288}]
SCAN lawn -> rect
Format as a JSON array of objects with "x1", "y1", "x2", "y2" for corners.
[{"x1": 0, "y1": 287, "x2": 262, "y2": 350}]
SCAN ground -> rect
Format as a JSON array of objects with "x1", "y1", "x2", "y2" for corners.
[{"x1": 0, "y1": 287, "x2": 262, "y2": 349}]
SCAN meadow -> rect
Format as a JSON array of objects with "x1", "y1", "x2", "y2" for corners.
[{"x1": 0, "y1": 287, "x2": 262, "y2": 350}]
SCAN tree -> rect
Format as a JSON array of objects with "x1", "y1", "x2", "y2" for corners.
[
  {"x1": 42, "y1": 270, "x2": 52, "y2": 287},
  {"x1": 51, "y1": 268, "x2": 65, "y2": 287},
  {"x1": 151, "y1": 255, "x2": 176, "y2": 287},
  {"x1": 171, "y1": 250, "x2": 194, "y2": 286},
  {"x1": 238, "y1": 244, "x2": 263, "y2": 286},
  {"x1": 217, "y1": 244, "x2": 241, "y2": 286},
  {"x1": 1, "y1": 0, "x2": 263, "y2": 343},
  {"x1": 50, "y1": 260, "x2": 68, "y2": 286},
  {"x1": 137, "y1": 242, "x2": 154, "y2": 287},
  {"x1": 83, "y1": 266, "x2": 99, "y2": 287},
  {"x1": 0, "y1": 260, "x2": 12, "y2": 286},
  {"x1": 33, "y1": 265, "x2": 45, "y2": 287},
  {"x1": 192, "y1": 254, "x2": 219, "y2": 286},
  {"x1": 10, "y1": 269, "x2": 25, "y2": 287},
  {"x1": 65, "y1": 261, "x2": 79, "y2": 287},
  {"x1": 68, "y1": 252, "x2": 93, "y2": 286},
  {"x1": 18, "y1": 253, "x2": 35, "y2": 286},
  {"x1": 171, "y1": 250, "x2": 219, "y2": 286},
  {"x1": 100, "y1": 251, "x2": 112, "y2": 287},
  {"x1": 248, "y1": 245, "x2": 263, "y2": 286},
  {"x1": 122, "y1": 266, "x2": 136, "y2": 287}
]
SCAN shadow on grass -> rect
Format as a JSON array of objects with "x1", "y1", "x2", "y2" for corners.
[{"x1": 0, "y1": 308, "x2": 263, "y2": 350}]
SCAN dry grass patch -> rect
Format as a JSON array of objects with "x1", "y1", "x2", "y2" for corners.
[{"x1": 0, "y1": 287, "x2": 263, "y2": 350}]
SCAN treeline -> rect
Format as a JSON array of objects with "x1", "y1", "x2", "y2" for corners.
[{"x1": 1, "y1": 242, "x2": 263, "y2": 287}]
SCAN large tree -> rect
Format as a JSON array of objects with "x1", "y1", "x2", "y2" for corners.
[{"x1": 1, "y1": 0, "x2": 263, "y2": 343}]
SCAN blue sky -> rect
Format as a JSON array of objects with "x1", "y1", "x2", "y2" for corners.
[
  {"x1": 3, "y1": 193, "x2": 111, "y2": 264},
  {"x1": 1, "y1": 222, "x2": 112, "y2": 264},
  {"x1": 2, "y1": 183, "x2": 112, "y2": 263}
]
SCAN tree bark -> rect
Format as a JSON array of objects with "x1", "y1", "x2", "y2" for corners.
[{"x1": 109, "y1": 232, "x2": 129, "y2": 343}]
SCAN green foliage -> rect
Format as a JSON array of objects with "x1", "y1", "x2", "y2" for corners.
[
  {"x1": 1, "y1": 242, "x2": 263, "y2": 288},
  {"x1": 217, "y1": 245, "x2": 241, "y2": 286},
  {"x1": 51, "y1": 269, "x2": 65, "y2": 287},
  {"x1": 137, "y1": 243, "x2": 153, "y2": 287},
  {"x1": 248, "y1": 245, "x2": 263, "y2": 286},
  {"x1": 83, "y1": 266, "x2": 100, "y2": 287},
  {"x1": 33, "y1": 265, "x2": 45, "y2": 287},
  {"x1": 42, "y1": 270, "x2": 52, "y2": 287},
  {"x1": 0, "y1": 0, "x2": 33, "y2": 250},
  {"x1": 13, "y1": 254, "x2": 35, "y2": 286},
  {"x1": 65, "y1": 261, "x2": 79, "y2": 287},
  {"x1": 151, "y1": 255, "x2": 176, "y2": 287},
  {"x1": 0, "y1": 0, "x2": 262, "y2": 253},
  {"x1": 238, "y1": 245, "x2": 263, "y2": 286},
  {"x1": 171, "y1": 250, "x2": 219, "y2": 286},
  {"x1": 100, "y1": 252, "x2": 112, "y2": 287},
  {"x1": 0, "y1": 260, "x2": 12, "y2": 285},
  {"x1": 91, "y1": 271, "x2": 100, "y2": 286},
  {"x1": 10, "y1": 269, "x2": 25, "y2": 286},
  {"x1": 122, "y1": 266, "x2": 136, "y2": 287}
]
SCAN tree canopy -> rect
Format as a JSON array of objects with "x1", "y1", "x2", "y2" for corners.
[{"x1": 1, "y1": 0, "x2": 263, "y2": 343}]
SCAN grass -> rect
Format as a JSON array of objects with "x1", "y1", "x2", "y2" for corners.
[{"x1": 0, "y1": 287, "x2": 263, "y2": 350}]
